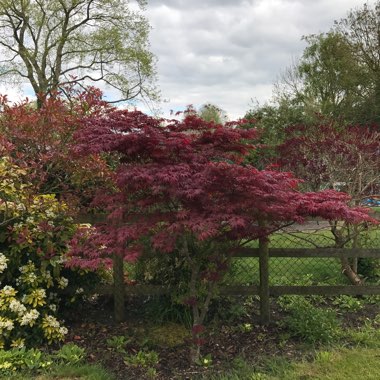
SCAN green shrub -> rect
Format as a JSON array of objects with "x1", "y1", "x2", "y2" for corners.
[
  {"x1": 0, "y1": 157, "x2": 77, "y2": 348},
  {"x1": 279, "y1": 296, "x2": 341, "y2": 344},
  {"x1": 332, "y1": 295, "x2": 363, "y2": 311},
  {"x1": 56, "y1": 343, "x2": 86, "y2": 364},
  {"x1": 358, "y1": 258, "x2": 380, "y2": 281},
  {"x1": 0, "y1": 348, "x2": 52, "y2": 375},
  {"x1": 124, "y1": 350, "x2": 159, "y2": 367}
]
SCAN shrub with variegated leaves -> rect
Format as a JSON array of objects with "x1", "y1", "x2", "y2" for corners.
[{"x1": 0, "y1": 156, "x2": 76, "y2": 349}]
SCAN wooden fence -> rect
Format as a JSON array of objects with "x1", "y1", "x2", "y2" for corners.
[
  {"x1": 76, "y1": 212, "x2": 380, "y2": 323},
  {"x1": 94, "y1": 243, "x2": 380, "y2": 324}
]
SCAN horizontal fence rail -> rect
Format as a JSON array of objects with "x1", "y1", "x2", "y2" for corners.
[
  {"x1": 94, "y1": 284, "x2": 380, "y2": 297},
  {"x1": 233, "y1": 247, "x2": 380, "y2": 258}
]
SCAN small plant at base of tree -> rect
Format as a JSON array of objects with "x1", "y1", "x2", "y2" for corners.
[{"x1": 56, "y1": 343, "x2": 86, "y2": 365}]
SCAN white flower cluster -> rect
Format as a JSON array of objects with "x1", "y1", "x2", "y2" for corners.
[
  {"x1": 0, "y1": 253, "x2": 8, "y2": 273},
  {"x1": 57, "y1": 277, "x2": 68, "y2": 289},
  {"x1": 44, "y1": 315, "x2": 60, "y2": 329},
  {"x1": 49, "y1": 304, "x2": 57, "y2": 312},
  {"x1": 1, "y1": 285, "x2": 16, "y2": 296},
  {"x1": 36, "y1": 288, "x2": 46, "y2": 299},
  {"x1": 19, "y1": 309, "x2": 40, "y2": 326},
  {"x1": 9, "y1": 299, "x2": 27, "y2": 315},
  {"x1": 0, "y1": 318, "x2": 14, "y2": 331},
  {"x1": 45, "y1": 210, "x2": 56, "y2": 219},
  {"x1": 75, "y1": 287, "x2": 84, "y2": 295},
  {"x1": 23, "y1": 272, "x2": 38, "y2": 285},
  {"x1": 19, "y1": 261, "x2": 36, "y2": 274}
]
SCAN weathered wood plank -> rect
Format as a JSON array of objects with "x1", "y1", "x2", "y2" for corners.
[
  {"x1": 233, "y1": 247, "x2": 380, "y2": 258},
  {"x1": 95, "y1": 284, "x2": 170, "y2": 296},
  {"x1": 219, "y1": 285, "x2": 380, "y2": 296},
  {"x1": 259, "y1": 228, "x2": 270, "y2": 324},
  {"x1": 94, "y1": 284, "x2": 380, "y2": 297}
]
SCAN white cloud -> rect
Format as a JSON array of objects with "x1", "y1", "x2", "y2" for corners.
[
  {"x1": 0, "y1": 0, "x2": 376, "y2": 120},
  {"x1": 0, "y1": 83, "x2": 35, "y2": 104},
  {"x1": 146, "y1": 0, "x2": 377, "y2": 119}
]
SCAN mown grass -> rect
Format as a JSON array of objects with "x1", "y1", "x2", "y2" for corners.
[
  {"x1": 0, "y1": 364, "x2": 114, "y2": 380},
  {"x1": 204, "y1": 348, "x2": 380, "y2": 380}
]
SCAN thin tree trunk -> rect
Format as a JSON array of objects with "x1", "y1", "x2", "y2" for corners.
[
  {"x1": 331, "y1": 222, "x2": 363, "y2": 285},
  {"x1": 113, "y1": 254, "x2": 125, "y2": 322},
  {"x1": 341, "y1": 257, "x2": 362, "y2": 285}
]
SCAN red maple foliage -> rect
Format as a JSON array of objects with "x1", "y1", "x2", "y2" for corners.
[
  {"x1": 0, "y1": 88, "x2": 112, "y2": 208},
  {"x1": 277, "y1": 123, "x2": 380, "y2": 197},
  {"x1": 69, "y1": 110, "x2": 374, "y2": 268},
  {"x1": 69, "y1": 108, "x2": 376, "y2": 361}
]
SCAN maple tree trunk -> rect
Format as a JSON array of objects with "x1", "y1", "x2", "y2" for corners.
[
  {"x1": 351, "y1": 224, "x2": 360, "y2": 273},
  {"x1": 332, "y1": 223, "x2": 363, "y2": 285},
  {"x1": 113, "y1": 254, "x2": 125, "y2": 322},
  {"x1": 340, "y1": 257, "x2": 362, "y2": 285},
  {"x1": 185, "y1": 239, "x2": 218, "y2": 364},
  {"x1": 189, "y1": 341, "x2": 201, "y2": 364}
]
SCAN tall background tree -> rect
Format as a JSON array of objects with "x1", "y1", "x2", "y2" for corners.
[
  {"x1": 246, "y1": 1, "x2": 380, "y2": 167},
  {"x1": 198, "y1": 103, "x2": 228, "y2": 124},
  {"x1": 266, "y1": 1, "x2": 380, "y2": 127},
  {"x1": 335, "y1": 1, "x2": 380, "y2": 123},
  {"x1": 0, "y1": 0, "x2": 157, "y2": 106}
]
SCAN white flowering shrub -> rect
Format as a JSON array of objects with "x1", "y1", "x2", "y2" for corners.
[{"x1": 0, "y1": 157, "x2": 76, "y2": 349}]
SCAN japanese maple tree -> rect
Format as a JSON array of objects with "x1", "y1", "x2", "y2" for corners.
[{"x1": 71, "y1": 109, "x2": 374, "y2": 361}]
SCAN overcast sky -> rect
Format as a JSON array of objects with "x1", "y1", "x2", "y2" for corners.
[
  {"x1": 0, "y1": 0, "x2": 376, "y2": 120},
  {"x1": 145, "y1": 0, "x2": 376, "y2": 119}
]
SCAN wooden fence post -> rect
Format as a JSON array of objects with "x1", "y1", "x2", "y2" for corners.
[
  {"x1": 113, "y1": 254, "x2": 125, "y2": 322},
  {"x1": 259, "y1": 221, "x2": 270, "y2": 324}
]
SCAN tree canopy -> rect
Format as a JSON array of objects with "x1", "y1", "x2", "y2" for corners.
[
  {"x1": 0, "y1": 0, "x2": 157, "y2": 105},
  {"x1": 198, "y1": 103, "x2": 228, "y2": 124}
]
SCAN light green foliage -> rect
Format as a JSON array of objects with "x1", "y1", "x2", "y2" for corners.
[
  {"x1": 252, "y1": 2, "x2": 380, "y2": 141},
  {"x1": 195, "y1": 353, "x2": 213, "y2": 367},
  {"x1": 272, "y1": 31, "x2": 376, "y2": 125},
  {"x1": 335, "y1": 1, "x2": 380, "y2": 124},
  {"x1": 0, "y1": 344, "x2": 113, "y2": 379},
  {"x1": 198, "y1": 103, "x2": 228, "y2": 124},
  {"x1": 297, "y1": 32, "x2": 367, "y2": 123},
  {"x1": 278, "y1": 296, "x2": 341, "y2": 344},
  {"x1": 0, "y1": 157, "x2": 76, "y2": 348},
  {"x1": 124, "y1": 349, "x2": 159, "y2": 367},
  {"x1": 0, "y1": 348, "x2": 52, "y2": 375},
  {"x1": 55, "y1": 343, "x2": 85, "y2": 364},
  {"x1": 106, "y1": 335, "x2": 130, "y2": 354},
  {"x1": 0, "y1": 0, "x2": 157, "y2": 104},
  {"x1": 244, "y1": 101, "x2": 308, "y2": 167},
  {"x1": 332, "y1": 295, "x2": 363, "y2": 312}
]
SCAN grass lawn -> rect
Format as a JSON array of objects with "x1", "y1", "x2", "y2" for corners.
[
  {"x1": 285, "y1": 348, "x2": 380, "y2": 380},
  {"x1": 1, "y1": 364, "x2": 114, "y2": 380},
  {"x1": 206, "y1": 348, "x2": 380, "y2": 380}
]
